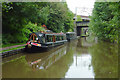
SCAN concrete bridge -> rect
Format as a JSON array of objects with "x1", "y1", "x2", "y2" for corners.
[{"x1": 75, "y1": 15, "x2": 90, "y2": 36}]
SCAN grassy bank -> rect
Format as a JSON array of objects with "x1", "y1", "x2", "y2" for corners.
[
  {"x1": 0, "y1": 43, "x2": 26, "y2": 53},
  {"x1": 2, "y1": 43, "x2": 25, "y2": 48},
  {"x1": 0, "y1": 46, "x2": 25, "y2": 53}
]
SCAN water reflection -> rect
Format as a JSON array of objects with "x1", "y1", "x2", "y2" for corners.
[
  {"x1": 2, "y1": 37, "x2": 118, "y2": 78},
  {"x1": 89, "y1": 42, "x2": 118, "y2": 78},
  {"x1": 2, "y1": 56, "x2": 31, "y2": 78},
  {"x1": 65, "y1": 54, "x2": 94, "y2": 78},
  {"x1": 26, "y1": 45, "x2": 67, "y2": 70},
  {"x1": 65, "y1": 38, "x2": 94, "y2": 78},
  {"x1": 2, "y1": 44, "x2": 74, "y2": 78}
]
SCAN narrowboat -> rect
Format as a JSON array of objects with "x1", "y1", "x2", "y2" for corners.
[
  {"x1": 25, "y1": 31, "x2": 67, "y2": 52},
  {"x1": 66, "y1": 32, "x2": 77, "y2": 41}
]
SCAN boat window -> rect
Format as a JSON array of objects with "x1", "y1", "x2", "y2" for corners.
[
  {"x1": 60, "y1": 36, "x2": 61, "y2": 40},
  {"x1": 57, "y1": 36, "x2": 59, "y2": 41},
  {"x1": 60, "y1": 36, "x2": 62, "y2": 40},
  {"x1": 62, "y1": 36, "x2": 64, "y2": 40},
  {"x1": 59, "y1": 36, "x2": 61, "y2": 40},
  {"x1": 60, "y1": 36, "x2": 61, "y2": 41},
  {"x1": 58, "y1": 36, "x2": 59, "y2": 41},
  {"x1": 61, "y1": 36, "x2": 63, "y2": 40},
  {"x1": 55, "y1": 35, "x2": 65, "y2": 41},
  {"x1": 42, "y1": 38, "x2": 45, "y2": 43},
  {"x1": 58, "y1": 36, "x2": 60, "y2": 41},
  {"x1": 50, "y1": 36, "x2": 53, "y2": 42},
  {"x1": 47, "y1": 35, "x2": 53, "y2": 42},
  {"x1": 55, "y1": 36, "x2": 57, "y2": 41},
  {"x1": 47, "y1": 35, "x2": 49, "y2": 42},
  {"x1": 63, "y1": 36, "x2": 66, "y2": 40},
  {"x1": 56, "y1": 36, "x2": 57, "y2": 41}
]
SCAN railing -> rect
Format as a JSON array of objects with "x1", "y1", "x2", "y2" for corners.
[{"x1": 76, "y1": 21, "x2": 89, "y2": 26}]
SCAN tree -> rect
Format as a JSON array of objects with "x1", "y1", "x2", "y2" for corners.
[
  {"x1": 2, "y1": 2, "x2": 74, "y2": 44},
  {"x1": 89, "y1": 2, "x2": 120, "y2": 43}
]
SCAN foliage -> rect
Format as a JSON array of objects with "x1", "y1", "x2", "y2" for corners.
[
  {"x1": 46, "y1": 2, "x2": 74, "y2": 32},
  {"x1": 2, "y1": 2, "x2": 41, "y2": 44},
  {"x1": 89, "y1": 2, "x2": 120, "y2": 43},
  {"x1": 22, "y1": 22, "x2": 45, "y2": 41},
  {"x1": 2, "y1": 2, "x2": 74, "y2": 44},
  {"x1": 64, "y1": 10, "x2": 74, "y2": 32},
  {"x1": 77, "y1": 15, "x2": 82, "y2": 21}
]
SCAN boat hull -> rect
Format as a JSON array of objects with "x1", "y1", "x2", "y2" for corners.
[{"x1": 25, "y1": 41, "x2": 67, "y2": 53}]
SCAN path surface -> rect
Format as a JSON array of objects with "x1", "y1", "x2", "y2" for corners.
[{"x1": 0, "y1": 44, "x2": 26, "y2": 51}]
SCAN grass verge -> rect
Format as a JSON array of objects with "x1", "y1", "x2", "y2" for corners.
[
  {"x1": 2, "y1": 43, "x2": 26, "y2": 48},
  {"x1": 0, "y1": 46, "x2": 25, "y2": 53}
]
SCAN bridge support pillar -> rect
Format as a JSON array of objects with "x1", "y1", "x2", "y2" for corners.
[{"x1": 77, "y1": 27, "x2": 81, "y2": 36}]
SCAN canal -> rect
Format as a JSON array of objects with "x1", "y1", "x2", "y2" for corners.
[{"x1": 2, "y1": 37, "x2": 118, "y2": 78}]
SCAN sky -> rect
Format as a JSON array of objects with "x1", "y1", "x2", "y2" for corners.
[{"x1": 66, "y1": 0, "x2": 95, "y2": 16}]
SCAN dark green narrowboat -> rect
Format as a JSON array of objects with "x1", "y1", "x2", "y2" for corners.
[
  {"x1": 25, "y1": 31, "x2": 67, "y2": 52},
  {"x1": 66, "y1": 32, "x2": 77, "y2": 41}
]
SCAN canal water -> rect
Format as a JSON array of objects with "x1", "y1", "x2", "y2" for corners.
[{"x1": 2, "y1": 37, "x2": 118, "y2": 78}]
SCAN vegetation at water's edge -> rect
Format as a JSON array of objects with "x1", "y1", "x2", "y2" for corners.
[
  {"x1": 89, "y1": 2, "x2": 120, "y2": 43},
  {"x1": 2, "y1": 2, "x2": 74, "y2": 45},
  {"x1": 2, "y1": 43, "x2": 25, "y2": 48},
  {"x1": 0, "y1": 42, "x2": 25, "y2": 52},
  {"x1": 0, "y1": 46, "x2": 25, "y2": 53}
]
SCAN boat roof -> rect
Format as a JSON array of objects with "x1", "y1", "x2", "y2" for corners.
[
  {"x1": 30, "y1": 31, "x2": 66, "y2": 36},
  {"x1": 29, "y1": 32, "x2": 66, "y2": 43},
  {"x1": 66, "y1": 32, "x2": 76, "y2": 34}
]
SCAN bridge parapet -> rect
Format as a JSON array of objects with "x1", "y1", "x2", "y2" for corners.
[{"x1": 76, "y1": 21, "x2": 89, "y2": 27}]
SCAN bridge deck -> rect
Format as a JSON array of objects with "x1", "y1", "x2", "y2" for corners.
[
  {"x1": 76, "y1": 21, "x2": 89, "y2": 27},
  {"x1": 76, "y1": 21, "x2": 89, "y2": 36}
]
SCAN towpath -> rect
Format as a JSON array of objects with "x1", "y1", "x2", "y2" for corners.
[{"x1": 0, "y1": 44, "x2": 26, "y2": 51}]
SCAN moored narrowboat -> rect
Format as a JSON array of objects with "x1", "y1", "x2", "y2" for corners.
[
  {"x1": 66, "y1": 32, "x2": 77, "y2": 41},
  {"x1": 25, "y1": 31, "x2": 67, "y2": 52}
]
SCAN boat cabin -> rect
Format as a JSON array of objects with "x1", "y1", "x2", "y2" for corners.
[
  {"x1": 66, "y1": 32, "x2": 76, "y2": 41},
  {"x1": 26, "y1": 32, "x2": 67, "y2": 48}
]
